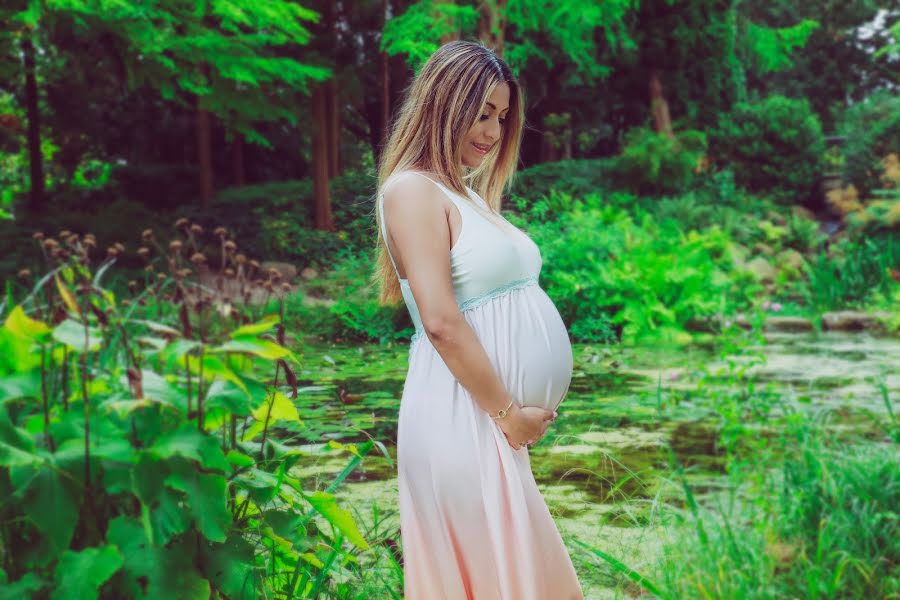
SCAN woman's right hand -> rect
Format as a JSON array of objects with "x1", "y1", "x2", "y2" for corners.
[{"x1": 495, "y1": 403, "x2": 556, "y2": 450}]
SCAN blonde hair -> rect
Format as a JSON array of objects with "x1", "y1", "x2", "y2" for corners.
[{"x1": 373, "y1": 40, "x2": 525, "y2": 305}]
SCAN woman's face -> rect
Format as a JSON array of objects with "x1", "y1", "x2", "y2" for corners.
[{"x1": 460, "y1": 82, "x2": 510, "y2": 169}]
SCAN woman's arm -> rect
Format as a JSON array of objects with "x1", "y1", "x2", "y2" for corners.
[{"x1": 382, "y1": 177, "x2": 555, "y2": 447}]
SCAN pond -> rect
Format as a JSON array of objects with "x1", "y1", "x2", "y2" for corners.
[{"x1": 285, "y1": 331, "x2": 899, "y2": 598}]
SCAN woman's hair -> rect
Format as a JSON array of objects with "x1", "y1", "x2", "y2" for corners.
[{"x1": 373, "y1": 40, "x2": 524, "y2": 304}]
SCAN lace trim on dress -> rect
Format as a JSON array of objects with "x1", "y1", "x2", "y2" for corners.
[{"x1": 409, "y1": 275, "x2": 540, "y2": 348}]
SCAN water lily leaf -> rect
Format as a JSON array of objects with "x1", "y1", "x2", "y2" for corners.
[
  {"x1": 213, "y1": 337, "x2": 296, "y2": 362},
  {"x1": 51, "y1": 546, "x2": 124, "y2": 600},
  {"x1": 304, "y1": 491, "x2": 369, "y2": 550}
]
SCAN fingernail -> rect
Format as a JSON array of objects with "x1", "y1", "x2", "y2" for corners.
[
  {"x1": 527, "y1": 439, "x2": 533, "y2": 444},
  {"x1": 553, "y1": 411, "x2": 558, "y2": 418}
]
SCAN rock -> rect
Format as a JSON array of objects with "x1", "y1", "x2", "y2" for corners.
[
  {"x1": 822, "y1": 311, "x2": 890, "y2": 334},
  {"x1": 260, "y1": 261, "x2": 298, "y2": 282},
  {"x1": 746, "y1": 256, "x2": 777, "y2": 282},
  {"x1": 764, "y1": 316, "x2": 814, "y2": 333},
  {"x1": 301, "y1": 267, "x2": 319, "y2": 281}
]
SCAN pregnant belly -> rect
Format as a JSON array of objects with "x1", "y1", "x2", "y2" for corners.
[{"x1": 464, "y1": 285, "x2": 574, "y2": 413}]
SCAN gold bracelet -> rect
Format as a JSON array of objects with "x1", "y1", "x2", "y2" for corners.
[{"x1": 490, "y1": 398, "x2": 514, "y2": 420}]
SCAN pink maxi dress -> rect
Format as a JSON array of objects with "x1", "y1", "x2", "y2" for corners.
[{"x1": 378, "y1": 171, "x2": 583, "y2": 599}]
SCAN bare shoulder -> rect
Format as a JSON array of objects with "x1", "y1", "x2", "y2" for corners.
[{"x1": 381, "y1": 172, "x2": 450, "y2": 229}]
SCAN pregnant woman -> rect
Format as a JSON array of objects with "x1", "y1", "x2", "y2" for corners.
[{"x1": 374, "y1": 41, "x2": 583, "y2": 599}]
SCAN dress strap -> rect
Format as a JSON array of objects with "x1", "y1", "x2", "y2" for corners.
[{"x1": 377, "y1": 187, "x2": 402, "y2": 278}]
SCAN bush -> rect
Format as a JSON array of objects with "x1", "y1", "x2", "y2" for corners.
[
  {"x1": 609, "y1": 127, "x2": 708, "y2": 196},
  {"x1": 509, "y1": 158, "x2": 616, "y2": 204},
  {"x1": 180, "y1": 170, "x2": 377, "y2": 269},
  {"x1": 839, "y1": 91, "x2": 900, "y2": 198},
  {"x1": 711, "y1": 95, "x2": 825, "y2": 204}
]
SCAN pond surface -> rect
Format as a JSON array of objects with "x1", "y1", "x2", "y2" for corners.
[{"x1": 286, "y1": 331, "x2": 899, "y2": 598}]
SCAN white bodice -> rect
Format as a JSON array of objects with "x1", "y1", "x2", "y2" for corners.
[{"x1": 377, "y1": 171, "x2": 543, "y2": 339}]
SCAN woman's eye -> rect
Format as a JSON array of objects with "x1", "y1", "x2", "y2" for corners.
[
  {"x1": 480, "y1": 114, "x2": 489, "y2": 121},
  {"x1": 499, "y1": 119, "x2": 506, "y2": 126}
]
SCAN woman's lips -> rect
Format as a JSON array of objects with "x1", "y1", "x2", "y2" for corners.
[{"x1": 471, "y1": 142, "x2": 491, "y2": 155}]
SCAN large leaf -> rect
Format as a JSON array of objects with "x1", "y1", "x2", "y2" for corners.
[
  {"x1": 107, "y1": 517, "x2": 210, "y2": 600},
  {"x1": 164, "y1": 463, "x2": 230, "y2": 543},
  {"x1": 0, "y1": 409, "x2": 41, "y2": 468},
  {"x1": 199, "y1": 535, "x2": 259, "y2": 600},
  {"x1": 10, "y1": 464, "x2": 80, "y2": 557},
  {"x1": 230, "y1": 314, "x2": 279, "y2": 338},
  {"x1": 242, "y1": 391, "x2": 301, "y2": 441},
  {"x1": 151, "y1": 427, "x2": 229, "y2": 472},
  {"x1": 51, "y1": 546, "x2": 124, "y2": 600},
  {"x1": 52, "y1": 319, "x2": 101, "y2": 352},
  {"x1": 0, "y1": 573, "x2": 44, "y2": 599},
  {"x1": 4, "y1": 306, "x2": 49, "y2": 340},
  {"x1": 304, "y1": 491, "x2": 369, "y2": 550},
  {"x1": 213, "y1": 337, "x2": 295, "y2": 361}
]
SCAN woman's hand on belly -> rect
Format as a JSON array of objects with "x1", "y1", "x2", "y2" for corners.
[{"x1": 496, "y1": 403, "x2": 556, "y2": 450}]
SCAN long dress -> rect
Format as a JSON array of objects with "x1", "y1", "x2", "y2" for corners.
[{"x1": 378, "y1": 170, "x2": 583, "y2": 600}]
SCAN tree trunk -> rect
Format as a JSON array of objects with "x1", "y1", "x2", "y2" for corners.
[
  {"x1": 231, "y1": 133, "x2": 246, "y2": 186},
  {"x1": 649, "y1": 70, "x2": 674, "y2": 139},
  {"x1": 312, "y1": 84, "x2": 334, "y2": 231},
  {"x1": 478, "y1": 0, "x2": 508, "y2": 56},
  {"x1": 326, "y1": 78, "x2": 340, "y2": 179},
  {"x1": 196, "y1": 97, "x2": 214, "y2": 207},
  {"x1": 21, "y1": 35, "x2": 44, "y2": 212}
]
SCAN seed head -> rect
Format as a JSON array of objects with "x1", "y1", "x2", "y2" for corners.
[
  {"x1": 190, "y1": 224, "x2": 203, "y2": 235},
  {"x1": 169, "y1": 239, "x2": 183, "y2": 252},
  {"x1": 281, "y1": 282, "x2": 292, "y2": 293},
  {"x1": 128, "y1": 280, "x2": 138, "y2": 291},
  {"x1": 156, "y1": 272, "x2": 166, "y2": 281},
  {"x1": 32, "y1": 231, "x2": 44, "y2": 241},
  {"x1": 224, "y1": 240, "x2": 237, "y2": 252},
  {"x1": 137, "y1": 246, "x2": 151, "y2": 259},
  {"x1": 268, "y1": 268, "x2": 282, "y2": 282},
  {"x1": 249, "y1": 260, "x2": 260, "y2": 270},
  {"x1": 224, "y1": 268, "x2": 236, "y2": 278},
  {"x1": 18, "y1": 268, "x2": 31, "y2": 279},
  {"x1": 141, "y1": 229, "x2": 153, "y2": 242},
  {"x1": 114, "y1": 242, "x2": 125, "y2": 253},
  {"x1": 59, "y1": 229, "x2": 71, "y2": 239},
  {"x1": 190, "y1": 252, "x2": 206, "y2": 265},
  {"x1": 43, "y1": 238, "x2": 58, "y2": 249},
  {"x1": 177, "y1": 268, "x2": 191, "y2": 279},
  {"x1": 214, "y1": 226, "x2": 227, "y2": 238},
  {"x1": 235, "y1": 253, "x2": 247, "y2": 265},
  {"x1": 106, "y1": 246, "x2": 119, "y2": 257},
  {"x1": 175, "y1": 217, "x2": 189, "y2": 229}
]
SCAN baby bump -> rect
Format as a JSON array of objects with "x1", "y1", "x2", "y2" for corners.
[{"x1": 465, "y1": 286, "x2": 573, "y2": 413}]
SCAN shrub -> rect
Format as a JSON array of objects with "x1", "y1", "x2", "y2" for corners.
[
  {"x1": 610, "y1": 127, "x2": 708, "y2": 196},
  {"x1": 711, "y1": 95, "x2": 825, "y2": 204},
  {"x1": 509, "y1": 158, "x2": 616, "y2": 204},
  {"x1": 839, "y1": 91, "x2": 900, "y2": 198}
]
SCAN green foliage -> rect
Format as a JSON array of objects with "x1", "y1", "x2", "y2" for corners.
[
  {"x1": 711, "y1": 95, "x2": 825, "y2": 203},
  {"x1": 381, "y1": 1, "x2": 480, "y2": 68},
  {"x1": 610, "y1": 127, "x2": 708, "y2": 196},
  {"x1": 509, "y1": 158, "x2": 617, "y2": 204},
  {"x1": 512, "y1": 195, "x2": 759, "y2": 344},
  {"x1": 0, "y1": 223, "x2": 380, "y2": 598},
  {"x1": 839, "y1": 91, "x2": 900, "y2": 198},
  {"x1": 741, "y1": 19, "x2": 820, "y2": 73},
  {"x1": 803, "y1": 234, "x2": 900, "y2": 311}
]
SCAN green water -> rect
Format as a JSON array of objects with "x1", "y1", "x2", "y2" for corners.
[{"x1": 284, "y1": 331, "x2": 899, "y2": 598}]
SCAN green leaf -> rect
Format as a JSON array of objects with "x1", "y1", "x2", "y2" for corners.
[
  {"x1": 0, "y1": 408, "x2": 41, "y2": 467},
  {"x1": 213, "y1": 337, "x2": 295, "y2": 361},
  {"x1": 0, "y1": 573, "x2": 44, "y2": 600},
  {"x1": 107, "y1": 517, "x2": 210, "y2": 599},
  {"x1": 151, "y1": 427, "x2": 229, "y2": 472},
  {"x1": 52, "y1": 546, "x2": 124, "y2": 600},
  {"x1": 199, "y1": 535, "x2": 258, "y2": 600},
  {"x1": 10, "y1": 465, "x2": 80, "y2": 557},
  {"x1": 226, "y1": 450, "x2": 255, "y2": 468},
  {"x1": 52, "y1": 319, "x2": 102, "y2": 352},
  {"x1": 242, "y1": 391, "x2": 301, "y2": 441},
  {"x1": 204, "y1": 379, "x2": 255, "y2": 416},
  {"x1": 305, "y1": 491, "x2": 369, "y2": 550},
  {"x1": 165, "y1": 463, "x2": 230, "y2": 543},
  {"x1": 230, "y1": 314, "x2": 279, "y2": 338},
  {"x1": 4, "y1": 306, "x2": 49, "y2": 340}
]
